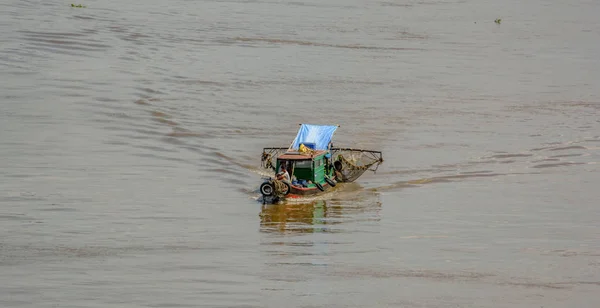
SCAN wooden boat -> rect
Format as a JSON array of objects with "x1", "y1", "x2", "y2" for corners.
[{"x1": 259, "y1": 124, "x2": 383, "y2": 203}]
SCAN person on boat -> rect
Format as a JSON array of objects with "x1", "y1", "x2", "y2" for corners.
[{"x1": 276, "y1": 164, "x2": 291, "y2": 182}]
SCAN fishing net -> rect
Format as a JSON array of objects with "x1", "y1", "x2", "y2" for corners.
[
  {"x1": 261, "y1": 147, "x2": 287, "y2": 171},
  {"x1": 331, "y1": 148, "x2": 383, "y2": 183},
  {"x1": 261, "y1": 147, "x2": 383, "y2": 183},
  {"x1": 261, "y1": 124, "x2": 383, "y2": 185}
]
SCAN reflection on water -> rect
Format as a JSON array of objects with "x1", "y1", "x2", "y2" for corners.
[
  {"x1": 258, "y1": 198, "x2": 384, "y2": 290},
  {"x1": 260, "y1": 198, "x2": 382, "y2": 234},
  {"x1": 260, "y1": 200, "x2": 337, "y2": 234}
]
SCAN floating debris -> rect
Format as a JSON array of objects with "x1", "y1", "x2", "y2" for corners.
[
  {"x1": 495, "y1": 18, "x2": 502, "y2": 24},
  {"x1": 71, "y1": 4, "x2": 86, "y2": 8}
]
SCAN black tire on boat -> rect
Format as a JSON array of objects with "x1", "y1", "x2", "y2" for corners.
[
  {"x1": 334, "y1": 160, "x2": 343, "y2": 171},
  {"x1": 281, "y1": 181, "x2": 291, "y2": 195},
  {"x1": 315, "y1": 182, "x2": 325, "y2": 191},
  {"x1": 325, "y1": 177, "x2": 336, "y2": 187},
  {"x1": 260, "y1": 182, "x2": 275, "y2": 196}
]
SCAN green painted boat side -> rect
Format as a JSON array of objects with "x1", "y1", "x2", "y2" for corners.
[{"x1": 287, "y1": 181, "x2": 332, "y2": 196}]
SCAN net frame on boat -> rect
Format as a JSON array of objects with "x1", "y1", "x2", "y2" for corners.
[{"x1": 261, "y1": 147, "x2": 383, "y2": 183}]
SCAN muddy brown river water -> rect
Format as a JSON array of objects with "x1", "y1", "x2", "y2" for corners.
[{"x1": 1, "y1": 0, "x2": 599, "y2": 307}]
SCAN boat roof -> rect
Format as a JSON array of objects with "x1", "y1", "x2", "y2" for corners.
[{"x1": 278, "y1": 150, "x2": 327, "y2": 160}]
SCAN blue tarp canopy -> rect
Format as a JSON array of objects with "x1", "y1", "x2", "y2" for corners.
[{"x1": 289, "y1": 124, "x2": 338, "y2": 151}]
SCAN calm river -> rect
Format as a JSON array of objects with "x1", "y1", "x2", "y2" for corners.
[{"x1": 1, "y1": 0, "x2": 599, "y2": 307}]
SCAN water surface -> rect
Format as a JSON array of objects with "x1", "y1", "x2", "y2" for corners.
[{"x1": 1, "y1": 0, "x2": 599, "y2": 307}]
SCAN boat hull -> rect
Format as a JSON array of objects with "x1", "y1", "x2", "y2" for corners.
[
  {"x1": 287, "y1": 182, "x2": 333, "y2": 197},
  {"x1": 260, "y1": 180, "x2": 335, "y2": 203}
]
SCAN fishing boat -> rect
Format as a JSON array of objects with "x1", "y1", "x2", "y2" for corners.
[{"x1": 259, "y1": 124, "x2": 383, "y2": 203}]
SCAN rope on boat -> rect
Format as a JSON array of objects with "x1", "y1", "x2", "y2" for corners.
[{"x1": 272, "y1": 179, "x2": 290, "y2": 196}]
